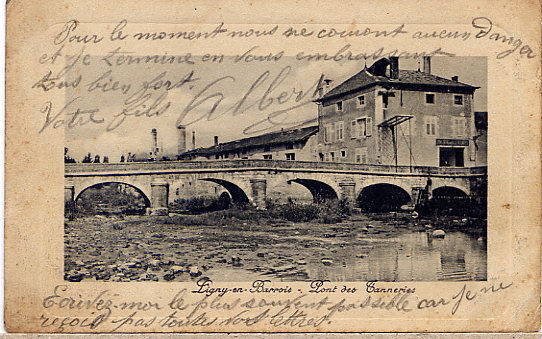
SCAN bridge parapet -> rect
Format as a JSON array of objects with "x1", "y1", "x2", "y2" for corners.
[
  {"x1": 65, "y1": 160, "x2": 487, "y2": 176},
  {"x1": 64, "y1": 160, "x2": 487, "y2": 215}
]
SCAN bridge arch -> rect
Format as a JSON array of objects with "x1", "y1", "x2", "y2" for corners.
[
  {"x1": 432, "y1": 185, "x2": 468, "y2": 198},
  {"x1": 357, "y1": 183, "x2": 411, "y2": 212},
  {"x1": 430, "y1": 185, "x2": 470, "y2": 215},
  {"x1": 198, "y1": 178, "x2": 249, "y2": 205},
  {"x1": 74, "y1": 182, "x2": 151, "y2": 213},
  {"x1": 287, "y1": 178, "x2": 338, "y2": 203}
]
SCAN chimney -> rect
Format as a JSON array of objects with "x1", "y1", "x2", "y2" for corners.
[
  {"x1": 151, "y1": 128, "x2": 158, "y2": 157},
  {"x1": 214, "y1": 136, "x2": 219, "y2": 146},
  {"x1": 192, "y1": 131, "x2": 196, "y2": 149},
  {"x1": 423, "y1": 56, "x2": 431, "y2": 74},
  {"x1": 389, "y1": 57, "x2": 399, "y2": 79},
  {"x1": 177, "y1": 125, "x2": 187, "y2": 154},
  {"x1": 451, "y1": 75, "x2": 459, "y2": 82},
  {"x1": 323, "y1": 79, "x2": 333, "y2": 94}
]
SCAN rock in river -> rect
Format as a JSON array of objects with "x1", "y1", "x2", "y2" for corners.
[
  {"x1": 432, "y1": 230, "x2": 446, "y2": 238},
  {"x1": 321, "y1": 258, "x2": 333, "y2": 266}
]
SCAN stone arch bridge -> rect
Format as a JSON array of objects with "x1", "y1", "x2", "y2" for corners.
[{"x1": 65, "y1": 160, "x2": 487, "y2": 214}]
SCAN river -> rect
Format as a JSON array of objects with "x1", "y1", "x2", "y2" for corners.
[{"x1": 64, "y1": 213, "x2": 487, "y2": 282}]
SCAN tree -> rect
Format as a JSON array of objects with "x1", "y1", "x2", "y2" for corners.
[
  {"x1": 82, "y1": 153, "x2": 92, "y2": 163},
  {"x1": 64, "y1": 147, "x2": 76, "y2": 163}
]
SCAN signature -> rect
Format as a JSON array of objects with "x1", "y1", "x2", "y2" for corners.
[
  {"x1": 176, "y1": 66, "x2": 324, "y2": 134},
  {"x1": 37, "y1": 65, "x2": 323, "y2": 133},
  {"x1": 106, "y1": 92, "x2": 171, "y2": 131}
]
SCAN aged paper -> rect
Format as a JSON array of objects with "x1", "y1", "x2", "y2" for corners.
[{"x1": 5, "y1": 0, "x2": 541, "y2": 333}]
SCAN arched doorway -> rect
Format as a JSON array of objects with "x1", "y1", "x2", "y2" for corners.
[{"x1": 358, "y1": 183, "x2": 411, "y2": 212}]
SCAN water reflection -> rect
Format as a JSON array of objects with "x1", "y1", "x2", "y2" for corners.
[{"x1": 304, "y1": 231, "x2": 487, "y2": 282}]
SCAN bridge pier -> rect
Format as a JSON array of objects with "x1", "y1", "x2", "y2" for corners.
[
  {"x1": 250, "y1": 179, "x2": 267, "y2": 210},
  {"x1": 338, "y1": 182, "x2": 356, "y2": 209},
  {"x1": 64, "y1": 185, "x2": 75, "y2": 219},
  {"x1": 64, "y1": 185, "x2": 75, "y2": 204},
  {"x1": 148, "y1": 182, "x2": 169, "y2": 216}
]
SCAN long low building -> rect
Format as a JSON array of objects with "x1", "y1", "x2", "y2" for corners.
[{"x1": 178, "y1": 125, "x2": 319, "y2": 162}]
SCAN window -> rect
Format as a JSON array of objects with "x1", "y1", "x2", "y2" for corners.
[
  {"x1": 382, "y1": 95, "x2": 389, "y2": 108},
  {"x1": 401, "y1": 117, "x2": 415, "y2": 136},
  {"x1": 286, "y1": 153, "x2": 296, "y2": 160},
  {"x1": 330, "y1": 125, "x2": 336, "y2": 142},
  {"x1": 358, "y1": 95, "x2": 365, "y2": 106},
  {"x1": 452, "y1": 117, "x2": 467, "y2": 137},
  {"x1": 286, "y1": 143, "x2": 294, "y2": 150},
  {"x1": 330, "y1": 152, "x2": 336, "y2": 162},
  {"x1": 336, "y1": 101, "x2": 343, "y2": 111},
  {"x1": 263, "y1": 154, "x2": 272, "y2": 160},
  {"x1": 355, "y1": 147, "x2": 368, "y2": 163},
  {"x1": 335, "y1": 121, "x2": 344, "y2": 141},
  {"x1": 424, "y1": 116, "x2": 438, "y2": 136},
  {"x1": 340, "y1": 149, "x2": 347, "y2": 158},
  {"x1": 454, "y1": 95, "x2": 463, "y2": 105},
  {"x1": 224, "y1": 153, "x2": 229, "y2": 159},
  {"x1": 358, "y1": 118, "x2": 367, "y2": 138},
  {"x1": 425, "y1": 93, "x2": 435, "y2": 104},
  {"x1": 352, "y1": 116, "x2": 373, "y2": 138},
  {"x1": 351, "y1": 120, "x2": 358, "y2": 138},
  {"x1": 324, "y1": 123, "x2": 334, "y2": 143}
]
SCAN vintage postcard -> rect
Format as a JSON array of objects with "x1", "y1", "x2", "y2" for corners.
[{"x1": 5, "y1": 0, "x2": 541, "y2": 333}]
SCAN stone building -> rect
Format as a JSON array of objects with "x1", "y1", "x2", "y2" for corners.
[{"x1": 314, "y1": 57, "x2": 483, "y2": 167}]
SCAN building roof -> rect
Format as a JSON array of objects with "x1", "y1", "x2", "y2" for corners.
[
  {"x1": 181, "y1": 125, "x2": 319, "y2": 157},
  {"x1": 316, "y1": 58, "x2": 479, "y2": 102}
]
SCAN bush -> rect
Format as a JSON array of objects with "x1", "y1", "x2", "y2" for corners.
[
  {"x1": 266, "y1": 200, "x2": 348, "y2": 223},
  {"x1": 170, "y1": 194, "x2": 232, "y2": 214},
  {"x1": 125, "y1": 199, "x2": 350, "y2": 227}
]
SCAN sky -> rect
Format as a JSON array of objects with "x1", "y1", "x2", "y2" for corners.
[{"x1": 65, "y1": 56, "x2": 487, "y2": 161}]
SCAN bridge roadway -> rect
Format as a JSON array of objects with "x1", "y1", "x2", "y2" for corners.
[{"x1": 65, "y1": 159, "x2": 487, "y2": 214}]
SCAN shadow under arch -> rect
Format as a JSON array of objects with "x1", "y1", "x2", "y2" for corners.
[
  {"x1": 287, "y1": 179, "x2": 338, "y2": 203},
  {"x1": 430, "y1": 185, "x2": 470, "y2": 216},
  {"x1": 74, "y1": 182, "x2": 151, "y2": 215},
  {"x1": 358, "y1": 183, "x2": 411, "y2": 212},
  {"x1": 432, "y1": 186, "x2": 468, "y2": 198},
  {"x1": 199, "y1": 178, "x2": 249, "y2": 205}
]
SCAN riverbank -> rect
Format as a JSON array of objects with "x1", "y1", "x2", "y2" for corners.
[{"x1": 64, "y1": 211, "x2": 486, "y2": 282}]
